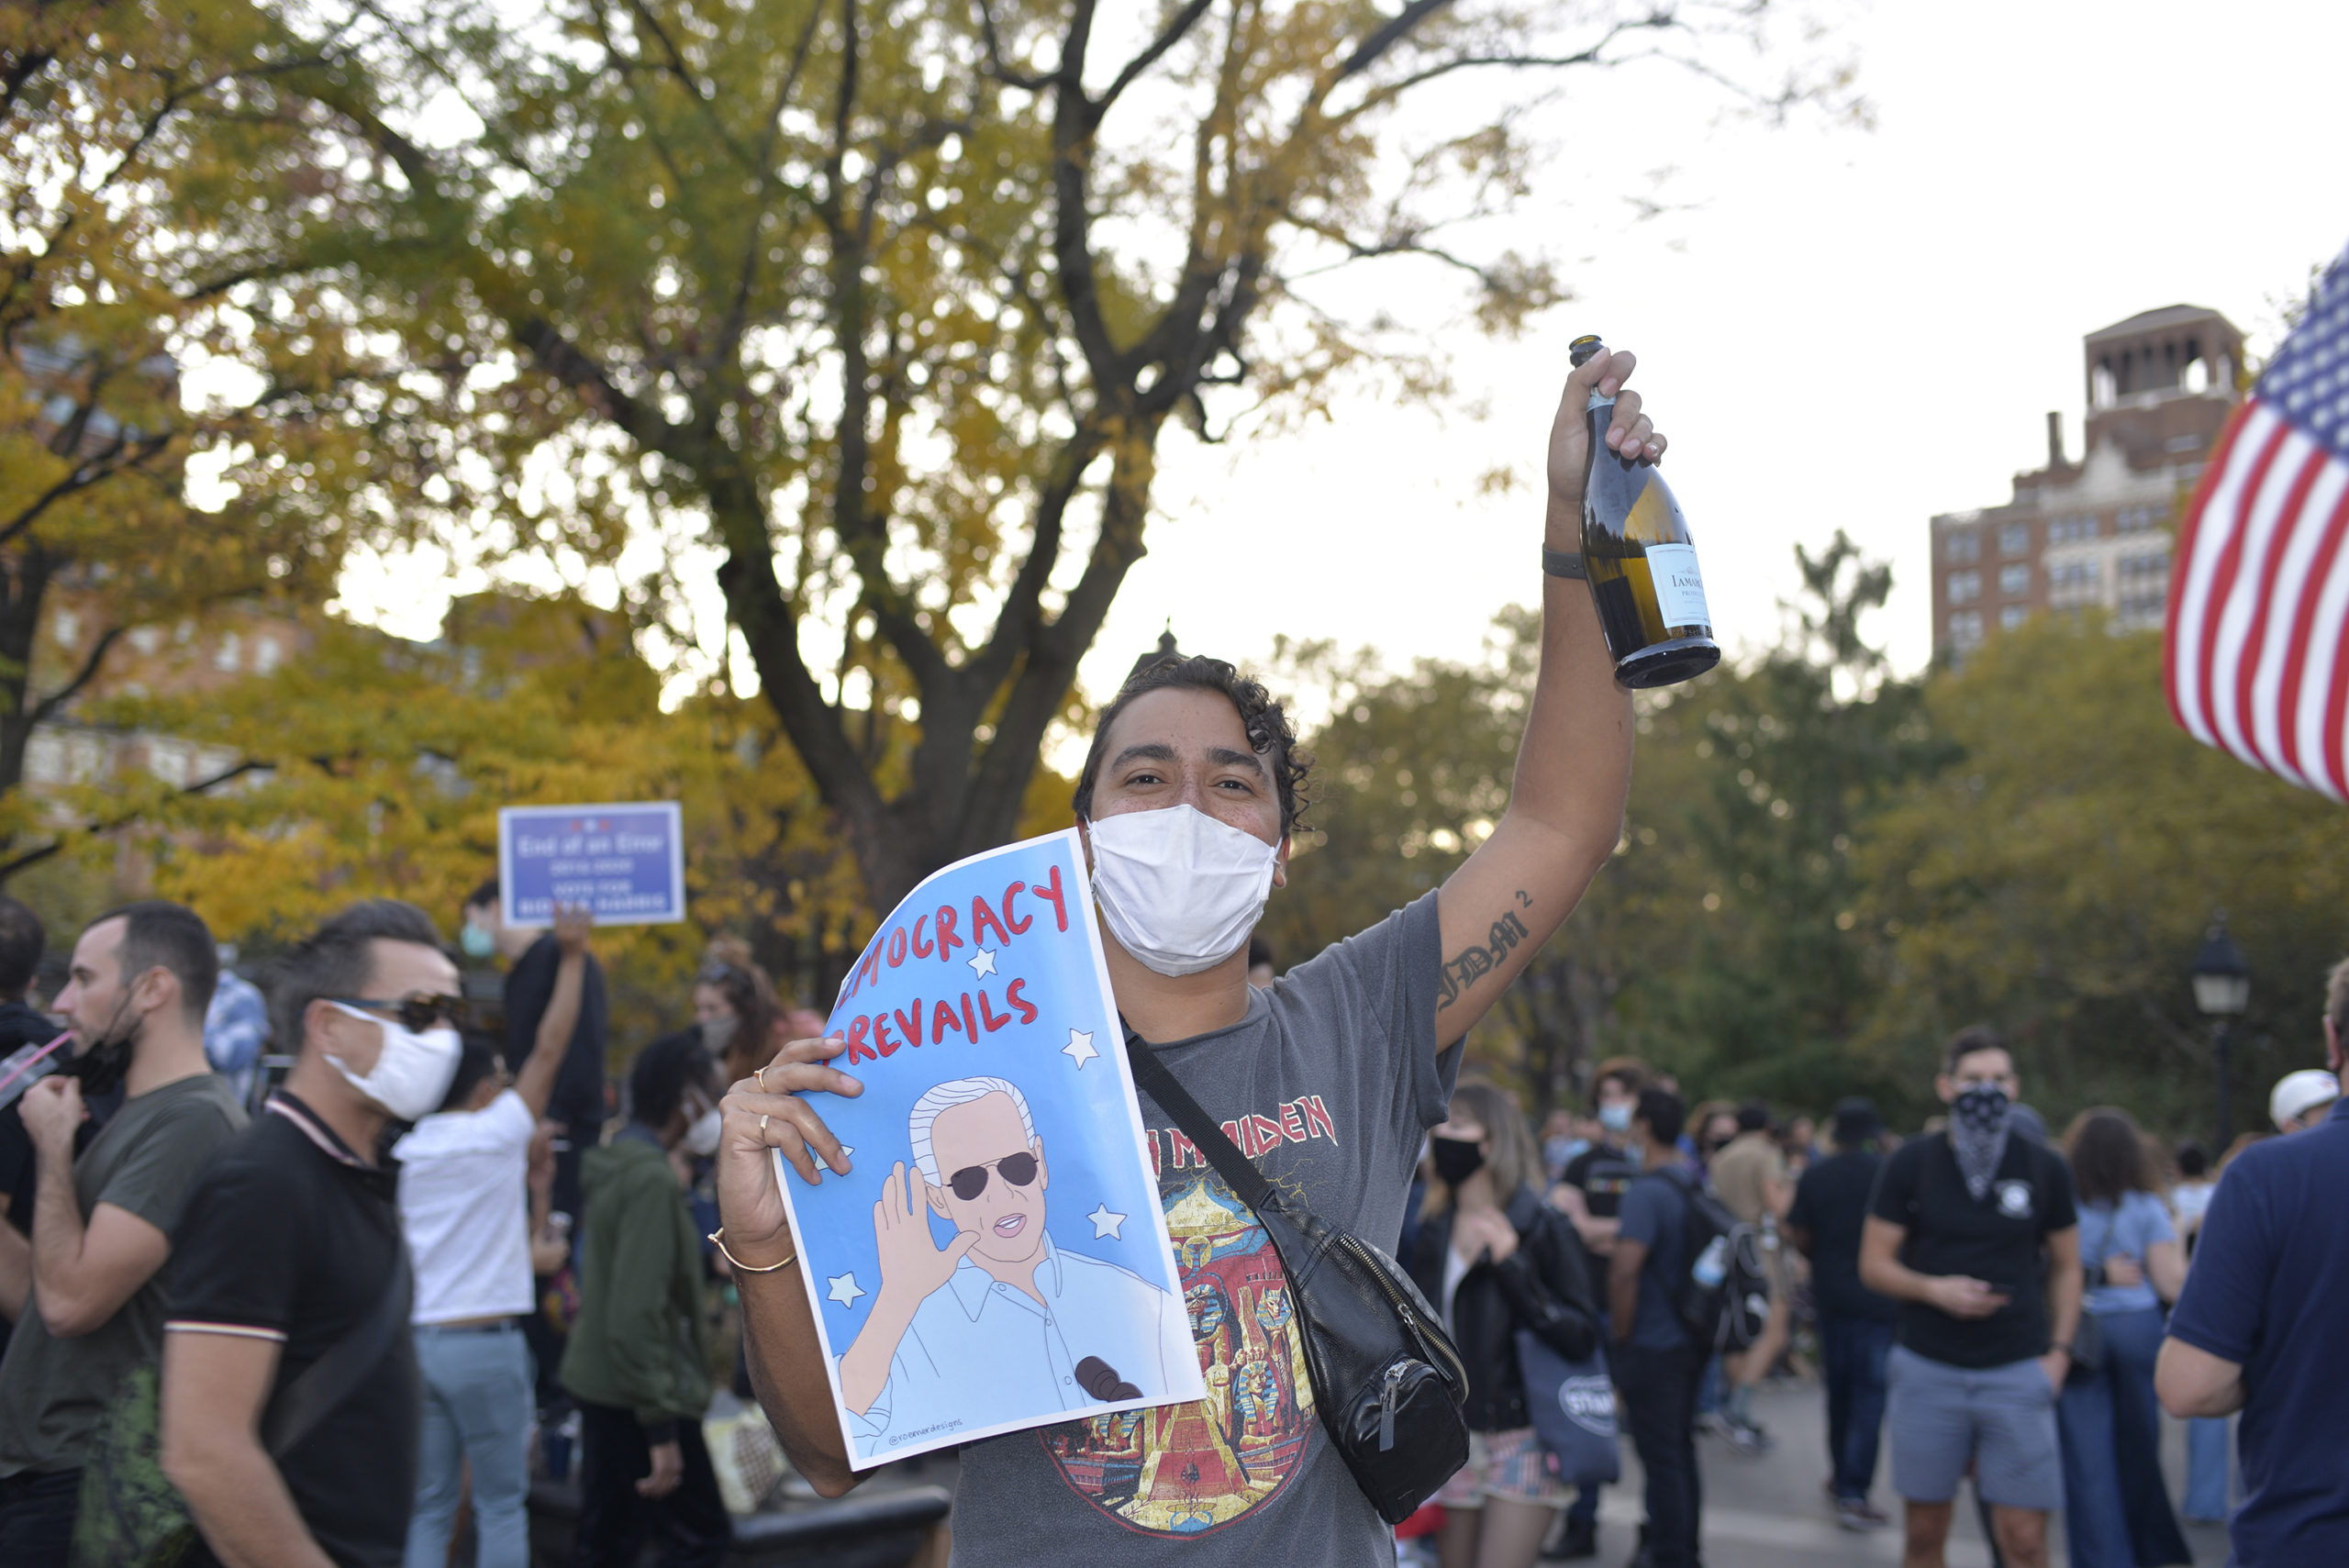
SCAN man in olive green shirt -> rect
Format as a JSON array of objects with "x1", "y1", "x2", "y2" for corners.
[{"x1": 0, "y1": 902, "x2": 246, "y2": 1566}]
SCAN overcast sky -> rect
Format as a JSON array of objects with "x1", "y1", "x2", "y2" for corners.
[{"x1": 331, "y1": 0, "x2": 2349, "y2": 718}]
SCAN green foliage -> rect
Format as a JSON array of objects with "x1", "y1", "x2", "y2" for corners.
[
  {"x1": 191, "y1": 0, "x2": 1859, "y2": 910},
  {"x1": 0, "y1": 0, "x2": 444, "y2": 867},
  {"x1": 107, "y1": 594, "x2": 866, "y2": 1050},
  {"x1": 1862, "y1": 613, "x2": 2349, "y2": 1137},
  {"x1": 1259, "y1": 543, "x2": 2348, "y2": 1141}
]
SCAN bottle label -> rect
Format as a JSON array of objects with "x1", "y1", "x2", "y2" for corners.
[{"x1": 1646, "y1": 542, "x2": 1710, "y2": 630}]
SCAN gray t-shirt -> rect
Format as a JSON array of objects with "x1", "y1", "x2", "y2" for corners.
[
  {"x1": 952, "y1": 893, "x2": 1454, "y2": 1566},
  {"x1": 0, "y1": 1072, "x2": 247, "y2": 1473}
]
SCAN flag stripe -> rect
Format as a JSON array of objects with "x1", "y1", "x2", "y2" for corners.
[
  {"x1": 2236, "y1": 444, "x2": 2333, "y2": 784},
  {"x1": 2270, "y1": 470, "x2": 2349, "y2": 797},
  {"x1": 2196, "y1": 417, "x2": 2298, "y2": 759},
  {"x1": 2165, "y1": 401, "x2": 2257, "y2": 739}
]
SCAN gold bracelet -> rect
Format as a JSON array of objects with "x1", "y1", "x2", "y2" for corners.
[{"x1": 707, "y1": 1228, "x2": 797, "y2": 1273}]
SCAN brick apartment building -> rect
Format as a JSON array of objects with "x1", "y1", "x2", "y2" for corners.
[{"x1": 1929, "y1": 305, "x2": 2245, "y2": 659}]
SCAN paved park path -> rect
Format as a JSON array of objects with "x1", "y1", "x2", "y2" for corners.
[{"x1": 1570, "y1": 1377, "x2": 2232, "y2": 1568}]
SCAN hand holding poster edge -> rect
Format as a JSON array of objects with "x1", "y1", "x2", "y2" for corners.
[{"x1": 766, "y1": 827, "x2": 1206, "y2": 1469}]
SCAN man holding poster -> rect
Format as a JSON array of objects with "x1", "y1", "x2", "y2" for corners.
[{"x1": 718, "y1": 339, "x2": 1667, "y2": 1564}]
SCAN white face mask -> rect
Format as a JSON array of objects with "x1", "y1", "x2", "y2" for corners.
[
  {"x1": 683, "y1": 1101, "x2": 723, "y2": 1158},
  {"x1": 1085, "y1": 805, "x2": 1280, "y2": 978},
  {"x1": 327, "y1": 1004, "x2": 462, "y2": 1122}
]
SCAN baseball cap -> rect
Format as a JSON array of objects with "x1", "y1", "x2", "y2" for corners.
[{"x1": 2269, "y1": 1068, "x2": 2341, "y2": 1131}]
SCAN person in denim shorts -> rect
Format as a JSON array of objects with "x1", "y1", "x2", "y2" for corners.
[{"x1": 1859, "y1": 1029, "x2": 2081, "y2": 1568}]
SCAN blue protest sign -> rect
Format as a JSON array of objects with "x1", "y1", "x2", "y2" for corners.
[
  {"x1": 775, "y1": 828, "x2": 1203, "y2": 1467},
  {"x1": 496, "y1": 802, "x2": 686, "y2": 926}
]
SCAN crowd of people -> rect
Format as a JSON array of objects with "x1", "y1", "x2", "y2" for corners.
[
  {"x1": 0, "y1": 338, "x2": 2343, "y2": 1568},
  {"x1": 1369, "y1": 995, "x2": 2349, "y2": 1568},
  {"x1": 0, "y1": 883, "x2": 828, "y2": 1568}
]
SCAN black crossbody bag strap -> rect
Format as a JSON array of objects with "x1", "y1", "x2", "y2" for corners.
[
  {"x1": 1123, "y1": 1033, "x2": 1280, "y2": 1215},
  {"x1": 261, "y1": 1243, "x2": 414, "y2": 1457}
]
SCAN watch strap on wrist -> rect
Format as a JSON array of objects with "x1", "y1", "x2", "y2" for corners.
[{"x1": 1542, "y1": 547, "x2": 1586, "y2": 580}]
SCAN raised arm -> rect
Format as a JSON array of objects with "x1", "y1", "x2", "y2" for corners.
[
  {"x1": 512, "y1": 906, "x2": 592, "y2": 1119},
  {"x1": 1432, "y1": 346, "x2": 1657, "y2": 1050}
]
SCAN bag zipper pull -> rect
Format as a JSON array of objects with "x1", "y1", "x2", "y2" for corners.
[{"x1": 1379, "y1": 1363, "x2": 1405, "y2": 1451}]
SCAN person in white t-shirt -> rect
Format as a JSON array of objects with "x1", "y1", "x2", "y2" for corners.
[{"x1": 396, "y1": 906, "x2": 591, "y2": 1568}]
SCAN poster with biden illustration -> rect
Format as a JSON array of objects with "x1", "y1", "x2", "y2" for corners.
[{"x1": 775, "y1": 828, "x2": 1204, "y2": 1467}]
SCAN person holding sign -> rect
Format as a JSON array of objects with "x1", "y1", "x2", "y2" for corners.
[{"x1": 718, "y1": 338, "x2": 1668, "y2": 1566}]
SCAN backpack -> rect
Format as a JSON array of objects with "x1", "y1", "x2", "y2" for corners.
[{"x1": 1664, "y1": 1169, "x2": 1770, "y2": 1353}]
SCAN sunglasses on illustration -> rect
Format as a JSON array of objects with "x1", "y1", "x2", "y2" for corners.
[
  {"x1": 945, "y1": 1151, "x2": 1040, "y2": 1201},
  {"x1": 330, "y1": 993, "x2": 468, "y2": 1033}
]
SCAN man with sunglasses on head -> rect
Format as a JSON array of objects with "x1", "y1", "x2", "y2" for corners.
[
  {"x1": 161, "y1": 900, "x2": 464, "y2": 1568},
  {"x1": 837, "y1": 1076, "x2": 1188, "y2": 1461},
  {"x1": 717, "y1": 338, "x2": 1674, "y2": 1562},
  {"x1": 394, "y1": 905, "x2": 591, "y2": 1568},
  {"x1": 0, "y1": 901, "x2": 245, "y2": 1567}
]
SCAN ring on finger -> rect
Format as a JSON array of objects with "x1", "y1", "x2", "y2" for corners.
[
  {"x1": 759, "y1": 1113, "x2": 770, "y2": 1139},
  {"x1": 753, "y1": 1064, "x2": 769, "y2": 1092}
]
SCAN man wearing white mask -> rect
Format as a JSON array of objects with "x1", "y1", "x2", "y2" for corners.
[
  {"x1": 718, "y1": 339, "x2": 1668, "y2": 1562},
  {"x1": 161, "y1": 900, "x2": 464, "y2": 1568}
]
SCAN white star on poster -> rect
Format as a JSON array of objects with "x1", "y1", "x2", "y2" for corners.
[
  {"x1": 1062, "y1": 1029, "x2": 1098, "y2": 1069},
  {"x1": 827, "y1": 1272, "x2": 866, "y2": 1308},
  {"x1": 967, "y1": 946, "x2": 997, "y2": 978},
  {"x1": 1087, "y1": 1204, "x2": 1127, "y2": 1240}
]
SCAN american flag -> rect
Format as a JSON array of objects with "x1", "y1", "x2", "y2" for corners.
[{"x1": 2165, "y1": 242, "x2": 2349, "y2": 800}]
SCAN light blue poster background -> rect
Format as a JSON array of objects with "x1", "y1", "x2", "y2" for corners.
[{"x1": 774, "y1": 828, "x2": 1199, "y2": 1465}]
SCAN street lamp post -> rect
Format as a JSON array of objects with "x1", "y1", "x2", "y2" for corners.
[{"x1": 2192, "y1": 914, "x2": 2251, "y2": 1155}]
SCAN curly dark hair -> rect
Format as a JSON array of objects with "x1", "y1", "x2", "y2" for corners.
[{"x1": 1072, "y1": 652, "x2": 1310, "y2": 835}]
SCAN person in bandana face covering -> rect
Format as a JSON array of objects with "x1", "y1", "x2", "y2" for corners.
[
  {"x1": 718, "y1": 335, "x2": 1677, "y2": 1567},
  {"x1": 1859, "y1": 1028, "x2": 2082, "y2": 1568}
]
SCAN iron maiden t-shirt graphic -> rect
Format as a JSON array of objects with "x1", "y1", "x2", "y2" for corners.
[
  {"x1": 947, "y1": 894, "x2": 1451, "y2": 1567},
  {"x1": 1040, "y1": 1170, "x2": 1316, "y2": 1534}
]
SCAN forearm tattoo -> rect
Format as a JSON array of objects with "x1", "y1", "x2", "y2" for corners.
[{"x1": 1435, "y1": 898, "x2": 1531, "y2": 1011}]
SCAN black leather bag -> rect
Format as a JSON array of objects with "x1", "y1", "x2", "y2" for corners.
[{"x1": 1125, "y1": 1036, "x2": 1470, "y2": 1524}]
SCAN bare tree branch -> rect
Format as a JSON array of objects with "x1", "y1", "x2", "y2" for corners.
[
  {"x1": 0, "y1": 758, "x2": 273, "y2": 884},
  {"x1": 28, "y1": 625, "x2": 127, "y2": 728},
  {"x1": 1091, "y1": 0, "x2": 1216, "y2": 122},
  {"x1": 974, "y1": 1, "x2": 1055, "y2": 91}
]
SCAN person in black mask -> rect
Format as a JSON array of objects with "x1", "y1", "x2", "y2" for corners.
[
  {"x1": 1408, "y1": 1080, "x2": 1598, "y2": 1568},
  {"x1": 1859, "y1": 1028, "x2": 2081, "y2": 1568},
  {"x1": 0, "y1": 902, "x2": 246, "y2": 1566}
]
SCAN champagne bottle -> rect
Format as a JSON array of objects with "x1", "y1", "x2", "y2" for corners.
[{"x1": 1572, "y1": 334, "x2": 1720, "y2": 687}]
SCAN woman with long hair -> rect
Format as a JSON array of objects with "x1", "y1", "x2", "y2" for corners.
[
  {"x1": 1407, "y1": 1080, "x2": 1600, "y2": 1568},
  {"x1": 2056, "y1": 1107, "x2": 2192, "y2": 1568},
  {"x1": 693, "y1": 938, "x2": 783, "y2": 1084}
]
